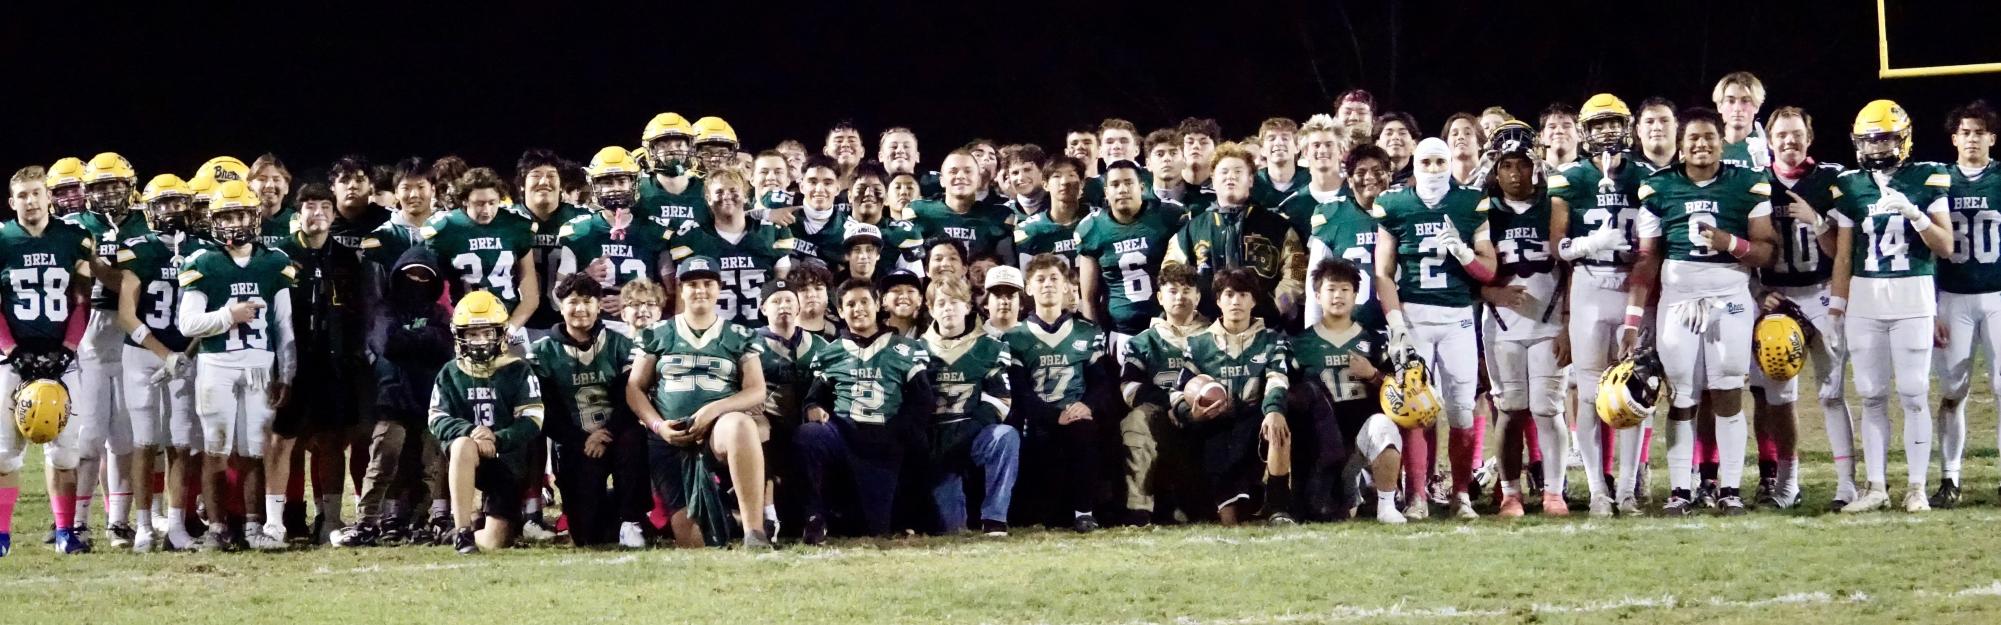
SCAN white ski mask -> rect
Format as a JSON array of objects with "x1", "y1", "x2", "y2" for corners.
[{"x1": 1413, "y1": 137, "x2": 1452, "y2": 206}]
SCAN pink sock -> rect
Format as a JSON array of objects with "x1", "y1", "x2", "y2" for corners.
[
  {"x1": 1757, "y1": 434, "x2": 1780, "y2": 464},
  {"x1": 0, "y1": 487, "x2": 17, "y2": 533},
  {"x1": 1471, "y1": 411, "x2": 1489, "y2": 465},
  {"x1": 1640, "y1": 427, "x2": 1654, "y2": 463},
  {"x1": 1449, "y1": 427, "x2": 1478, "y2": 494},
  {"x1": 52, "y1": 495, "x2": 75, "y2": 530},
  {"x1": 1601, "y1": 423, "x2": 1616, "y2": 468},
  {"x1": 1402, "y1": 428, "x2": 1431, "y2": 498},
  {"x1": 1523, "y1": 418, "x2": 1544, "y2": 463}
]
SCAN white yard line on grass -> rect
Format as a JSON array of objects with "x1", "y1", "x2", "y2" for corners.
[{"x1": 1094, "y1": 590, "x2": 1882, "y2": 625}]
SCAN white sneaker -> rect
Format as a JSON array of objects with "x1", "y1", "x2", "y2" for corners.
[
  {"x1": 131, "y1": 526, "x2": 157, "y2": 554},
  {"x1": 1377, "y1": 503, "x2": 1407, "y2": 524},
  {"x1": 1453, "y1": 493, "x2": 1479, "y2": 519},
  {"x1": 519, "y1": 518, "x2": 557, "y2": 542},
  {"x1": 1617, "y1": 497, "x2": 1642, "y2": 517},
  {"x1": 1841, "y1": 488, "x2": 1890, "y2": 513},
  {"x1": 1589, "y1": 495, "x2": 1615, "y2": 518},
  {"x1": 617, "y1": 522, "x2": 646, "y2": 549},
  {"x1": 165, "y1": 526, "x2": 196, "y2": 552},
  {"x1": 1402, "y1": 500, "x2": 1429, "y2": 520},
  {"x1": 245, "y1": 523, "x2": 286, "y2": 551},
  {"x1": 1904, "y1": 490, "x2": 1931, "y2": 513}
]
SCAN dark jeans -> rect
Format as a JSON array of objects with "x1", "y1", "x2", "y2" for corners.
[
  {"x1": 794, "y1": 421, "x2": 903, "y2": 536},
  {"x1": 553, "y1": 427, "x2": 649, "y2": 546}
]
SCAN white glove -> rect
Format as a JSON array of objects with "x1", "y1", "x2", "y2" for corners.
[
  {"x1": 1385, "y1": 309, "x2": 1411, "y2": 353},
  {"x1": 148, "y1": 353, "x2": 188, "y2": 386},
  {"x1": 1562, "y1": 227, "x2": 1630, "y2": 261},
  {"x1": 1434, "y1": 221, "x2": 1475, "y2": 264}
]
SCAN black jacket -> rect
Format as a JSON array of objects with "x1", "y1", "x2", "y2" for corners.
[{"x1": 368, "y1": 245, "x2": 454, "y2": 424}]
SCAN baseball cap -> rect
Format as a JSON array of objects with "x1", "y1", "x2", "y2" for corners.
[
  {"x1": 844, "y1": 223, "x2": 885, "y2": 247},
  {"x1": 984, "y1": 265, "x2": 1023, "y2": 291},
  {"x1": 676, "y1": 256, "x2": 721, "y2": 282},
  {"x1": 762, "y1": 277, "x2": 798, "y2": 302},
  {"x1": 881, "y1": 269, "x2": 924, "y2": 292}
]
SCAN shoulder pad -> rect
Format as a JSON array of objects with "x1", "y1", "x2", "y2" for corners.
[{"x1": 1636, "y1": 184, "x2": 1656, "y2": 200}]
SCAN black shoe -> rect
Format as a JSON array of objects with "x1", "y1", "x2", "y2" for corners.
[
  {"x1": 802, "y1": 516, "x2": 827, "y2": 546},
  {"x1": 1122, "y1": 510, "x2": 1153, "y2": 528},
  {"x1": 1696, "y1": 481, "x2": 1719, "y2": 509},
  {"x1": 1755, "y1": 478, "x2": 1779, "y2": 508},
  {"x1": 379, "y1": 520, "x2": 411, "y2": 547},
  {"x1": 453, "y1": 528, "x2": 478, "y2": 555},
  {"x1": 1524, "y1": 462, "x2": 1546, "y2": 497},
  {"x1": 1932, "y1": 479, "x2": 1962, "y2": 509},
  {"x1": 332, "y1": 521, "x2": 381, "y2": 548},
  {"x1": 979, "y1": 520, "x2": 1009, "y2": 536},
  {"x1": 1662, "y1": 489, "x2": 1695, "y2": 517},
  {"x1": 1827, "y1": 498, "x2": 1851, "y2": 513},
  {"x1": 1072, "y1": 513, "x2": 1100, "y2": 534},
  {"x1": 1718, "y1": 495, "x2": 1748, "y2": 516},
  {"x1": 408, "y1": 519, "x2": 437, "y2": 546}
]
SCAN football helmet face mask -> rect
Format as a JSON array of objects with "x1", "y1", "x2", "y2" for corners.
[
  {"x1": 452, "y1": 291, "x2": 511, "y2": 366},
  {"x1": 206, "y1": 180, "x2": 262, "y2": 247},
  {"x1": 1379, "y1": 345, "x2": 1442, "y2": 429},
  {"x1": 1597, "y1": 345, "x2": 1667, "y2": 429},
  {"x1": 1852, "y1": 99, "x2": 1913, "y2": 172},
  {"x1": 46, "y1": 157, "x2": 89, "y2": 217},
  {"x1": 1579, "y1": 93, "x2": 1634, "y2": 156},
  {"x1": 82, "y1": 152, "x2": 138, "y2": 221},
  {"x1": 585, "y1": 146, "x2": 643, "y2": 211}
]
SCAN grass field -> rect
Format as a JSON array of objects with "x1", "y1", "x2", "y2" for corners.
[{"x1": 7, "y1": 374, "x2": 2001, "y2": 625}]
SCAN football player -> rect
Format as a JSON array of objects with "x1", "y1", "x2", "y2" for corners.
[
  {"x1": 74, "y1": 152, "x2": 150, "y2": 548},
  {"x1": 1162, "y1": 142, "x2": 1307, "y2": 328},
  {"x1": 555, "y1": 147, "x2": 674, "y2": 295},
  {"x1": 664, "y1": 167, "x2": 796, "y2": 326},
  {"x1": 1375, "y1": 113, "x2": 1419, "y2": 186},
  {"x1": 752, "y1": 151, "x2": 794, "y2": 209},
  {"x1": 785, "y1": 155, "x2": 853, "y2": 269},
  {"x1": 1294, "y1": 117, "x2": 1387, "y2": 326},
  {"x1": 530, "y1": 274, "x2": 646, "y2": 548},
  {"x1": 906, "y1": 150, "x2": 1016, "y2": 263},
  {"x1": 177, "y1": 179, "x2": 299, "y2": 549},
  {"x1": 1934, "y1": 100, "x2": 2001, "y2": 508},
  {"x1": 629, "y1": 257, "x2": 771, "y2": 548},
  {"x1": 692, "y1": 117, "x2": 740, "y2": 176},
  {"x1": 1099, "y1": 119, "x2": 1143, "y2": 171},
  {"x1": 1713, "y1": 72, "x2": 1772, "y2": 170},
  {"x1": 1550, "y1": 94, "x2": 1651, "y2": 515},
  {"x1": 118, "y1": 174, "x2": 204, "y2": 551},
  {"x1": 1252, "y1": 118, "x2": 1308, "y2": 210},
  {"x1": 1013, "y1": 156, "x2": 1090, "y2": 267},
  {"x1": 430, "y1": 291, "x2": 545, "y2": 554},
  {"x1": 45, "y1": 157, "x2": 88, "y2": 218},
  {"x1": 1004, "y1": 254, "x2": 1116, "y2": 532},
  {"x1": 824, "y1": 121, "x2": 866, "y2": 184},
  {"x1": 1334, "y1": 89, "x2": 1377, "y2": 141},
  {"x1": 1828, "y1": 100, "x2": 1952, "y2": 513},
  {"x1": 424, "y1": 167, "x2": 541, "y2": 343},
  {"x1": 1171, "y1": 268, "x2": 1294, "y2": 525},
  {"x1": 0, "y1": 165, "x2": 95, "y2": 555},
  {"x1": 1290, "y1": 259, "x2": 1405, "y2": 523},
  {"x1": 1748, "y1": 107, "x2": 1848, "y2": 510},
  {"x1": 1373, "y1": 137, "x2": 1499, "y2": 519},
  {"x1": 638, "y1": 112, "x2": 707, "y2": 226},
  {"x1": 1635, "y1": 98, "x2": 1680, "y2": 171},
  {"x1": 1077, "y1": 160, "x2": 1189, "y2": 354},
  {"x1": 250, "y1": 154, "x2": 293, "y2": 249},
  {"x1": 1178, "y1": 118, "x2": 1222, "y2": 190},
  {"x1": 776, "y1": 140, "x2": 809, "y2": 185},
  {"x1": 1001, "y1": 145, "x2": 1049, "y2": 221},
  {"x1": 1479, "y1": 122, "x2": 1569, "y2": 517},
  {"x1": 796, "y1": 278, "x2": 932, "y2": 543},
  {"x1": 921, "y1": 275, "x2": 1018, "y2": 535},
  {"x1": 1117, "y1": 263, "x2": 1208, "y2": 526},
  {"x1": 1628, "y1": 107, "x2": 1779, "y2": 516},
  {"x1": 514, "y1": 149, "x2": 589, "y2": 340}
]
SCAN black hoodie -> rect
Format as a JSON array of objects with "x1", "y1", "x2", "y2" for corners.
[{"x1": 368, "y1": 245, "x2": 455, "y2": 424}]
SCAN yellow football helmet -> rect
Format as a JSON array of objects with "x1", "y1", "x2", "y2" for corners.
[
  {"x1": 642, "y1": 112, "x2": 695, "y2": 145},
  {"x1": 188, "y1": 167, "x2": 217, "y2": 199},
  {"x1": 1379, "y1": 346, "x2": 1441, "y2": 429},
  {"x1": 45, "y1": 157, "x2": 86, "y2": 189},
  {"x1": 1579, "y1": 93, "x2": 1633, "y2": 155},
  {"x1": 452, "y1": 290, "x2": 511, "y2": 365},
  {"x1": 1852, "y1": 99, "x2": 1913, "y2": 172},
  {"x1": 82, "y1": 152, "x2": 136, "y2": 185},
  {"x1": 200, "y1": 156, "x2": 250, "y2": 183},
  {"x1": 142, "y1": 174, "x2": 191, "y2": 203},
  {"x1": 14, "y1": 379, "x2": 71, "y2": 445},
  {"x1": 1597, "y1": 348, "x2": 1668, "y2": 430},
  {"x1": 587, "y1": 146, "x2": 644, "y2": 180},
  {"x1": 208, "y1": 180, "x2": 261, "y2": 246},
  {"x1": 1754, "y1": 313, "x2": 1807, "y2": 382},
  {"x1": 693, "y1": 116, "x2": 739, "y2": 148}
]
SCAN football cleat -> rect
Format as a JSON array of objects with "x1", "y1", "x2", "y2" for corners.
[
  {"x1": 1717, "y1": 495, "x2": 1748, "y2": 516},
  {"x1": 519, "y1": 516, "x2": 558, "y2": 542},
  {"x1": 1542, "y1": 493, "x2": 1570, "y2": 517},
  {"x1": 408, "y1": 519, "x2": 439, "y2": 547},
  {"x1": 1376, "y1": 503, "x2": 1407, "y2": 525},
  {"x1": 131, "y1": 525, "x2": 156, "y2": 554},
  {"x1": 1266, "y1": 512, "x2": 1298, "y2": 527},
  {"x1": 1904, "y1": 490, "x2": 1931, "y2": 513},
  {"x1": 245, "y1": 524, "x2": 286, "y2": 551},
  {"x1": 1756, "y1": 478, "x2": 1779, "y2": 508},
  {"x1": 618, "y1": 522, "x2": 647, "y2": 549},
  {"x1": 1073, "y1": 512, "x2": 1100, "y2": 534},
  {"x1": 54, "y1": 527, "x2": 90, "y2": 554},
  {"x1": 1452, "y1": 493, "x2": 1478, "y2": 520},
  {"x1": 197, "y1": 526, "x2": 234, "y2": 552},
  {"x1": 981, "y1": 520, "x2": 1011, "y2": 536},
  {"x1": 742, "y1": 529, "x2": 775, "y2": 551},
  {"x1": 0, "y1": 531, "x2": 10, "y2": 557},
  {"x1": 332, "y1": 522, "x2": 380, "y2": 548},
  {"x1": 1497, "y1": 493, "x2": 1525, "y2": 518},
  {"x1": 1123, "y1": 510, "x2": 1153, "y2": 528},
  {"x1": 1428, "y1": 473, "x2": 1452, "y2": 505},
  {"x1": 802, "y1": 515, "x2": 828, "y2": 546},
  {"x1": 1842, "y1": 488, "x2": 1890, "y2": 513},
  {"x1": 1931, "y1": 479, "x2": 1961, "y2": 509},
  {"x1": 1402, "y1": 499, "x2": 1429, "y2": 521},
  {"x1": 1617, "y1": 497, "x2": 1643, "y2": 517},
  {"x1": 453, "y1": 528, "x2": 478, "y2": 555},
  {"x1": 1662, "y1": 494, "x2": 1695, "y2": 516},
  {"x1": 379, "y1": 520, "x2": 411, "y2": 547},
  {"x1": 1589, "y1": 494, "x2": 1615, "y2": 518},
  {"x1": 165, "y1": 525, "x2": 196, "y2": 551},
  {"x1": 1696, "y1": 481, "x2": 1719, "y2": 509},
  {"x1": 1524, "y1": 463, "x2": 1546, "y2": 497},
  {"x1": 108, "y1": 522, "x2": 135, "y2": 549}
]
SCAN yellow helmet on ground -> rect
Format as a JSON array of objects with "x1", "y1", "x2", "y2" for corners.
[
  {"x1": 45, "y1": 157, "x2": 86, "y2": 189},
  {"x1": 693, "y1": 116, "x2": 739, "y2": 148},
  {"x1": 14, "y1": 379, "x2": 71, "y2": 445},
  {"x1": 1579, "y1": 93, "x2": 1633, "y2": 155},
  {"x1": 1597, "y1": 348, "x2": 1668, "y2": 430},
  {"x1": 1379, "y1": 346, "x2": 1441, "y2": 429},
  {"x1": 587, "y1": 146, "x2": 644, "y2": 179},
  {"x1": 1754, "y1": 311, "x2": 1808, "y2": 382},
  {"x1": 1852, "y1": 99, "x2": 1913, "y2": 172},
  {"x1": 201, "y1": 156, "x2": 250, "y2": 183},
  {"x1": 452, "y1": 290, "x2": 511, "y2": 365},
  {"x1": 142, "y1": 174, "x2": 192, "y2": 203},
  {"x1": 82, "y1": 152, "x2": 136, "y2": 185},
  {"x1": 642, "y1": 112, "x2": 695, "y2": 145}
]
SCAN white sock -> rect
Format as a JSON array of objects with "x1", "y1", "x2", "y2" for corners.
[
  {"x1": 1575, "y1": 400, "x2": 1606, "y2": 498},
  {"x1": 264, "y1": 495, "x2": 286, "y2": 531},
  {"x1": 166, "y1": 507, "x2": 187, "y2": 533},
  {"x1": 1902, "y1": 392, "x2": 1932, "y2": 489},
  {"x1": 1824, "y1": 396, "x2": 1858, "y2": 499},
  {"x1": 74, "y1": 495, "x2": 93, "y2": 527},
  {"x1": 1615, "y1": 419, "x2": 1647, "y2": 500},
  {"x1": 106, "y1": 452, "x2": 132, "y2": 525},
  {"x1": 1501, "y1": 480, "x2": 1519, "y2": 497},
  {"x1": 1716, "y1": 410, "x2": 1747, "y2": 489},
  {"x1": 1667, "y1": 418, "x2": 1695, "y2": 492},
  {"x1": 431, "y1": 499, "x2": 449, "y2": 517},
  {"x1": 763, "y1": 504, "x2": 777, "y2": 521},
  {"x1": 1535, "y1": 415, "x2": 1568, "y2": 489},
  {"x1": 1861, "y1": 397, "x2": 1892, "y2": 485},
  {"x1": 1940, "y1": 398, "x2": 1966, "y2": 480}
]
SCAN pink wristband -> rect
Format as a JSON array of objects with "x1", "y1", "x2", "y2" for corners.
[{"x1": 1727, "y1": 234, "x2": 1752, "y2": 258}]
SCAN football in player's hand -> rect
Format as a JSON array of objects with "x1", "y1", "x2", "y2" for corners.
[{"x1": 1185, "y1": 375, "x2": 1230, "y2": 419}]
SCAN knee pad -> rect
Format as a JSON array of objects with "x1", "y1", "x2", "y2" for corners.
[{"x1": 46, "y1": 445, "x2": 81, "y2": 471}]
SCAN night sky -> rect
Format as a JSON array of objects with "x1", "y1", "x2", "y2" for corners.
[{"x1": 6, "y1": 1, "x2": 1999, "y2": 183}]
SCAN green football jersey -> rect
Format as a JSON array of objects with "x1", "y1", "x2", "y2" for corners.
[
  {"x1": 0, "y1": 220, "x2": 94, "y2": 343},
  {"x1": 260, "y1": 204, "x2": 296, "y2": 249},
  {"x1": 785, "y1": 209, "x2": 850, "y2": 268},
  {"x1": 1002, "y1": 313, "x2": 1106, "y2": 406},
  {"x1": 847, "y1": 214, "x2": 926, "y2": 279},
  {"x1": 637, "y1": 174, "x2": 708, "y2": 228},
  {"x1": 1721, "y1": 132, "x2": 1769, "y2": 170},
  {"x1": 1762, "y1": 163, "x2": 1845, "y2": 288},
  {"x1": 1637, "y1": 164, "x2": 1773, "y2": 264},
  {"x1": 1254, "y1": 168, "x2": 1313, "y2": 225},
  {"x1": 177, "y1": 246, "x2": 298, "y2": 355},
  {"x1": 1302, "y1": 187, "x2": 1381, "y2": 311},
  {"x1": 427, "y1": 358, "x2": 545, "y2": 472},
  {"x1": 557, "y1": 211, "x2": 673, "y2": 286},
  {"x1": 757, "y1": 326, "x2": 828, "y2": 426},
  {"x1": 1178, "y1": 322, "x2": 1291, "y2": 419},
  {"x1": 639, "y1": 315, "x2": 761, "y2": 422},
  {"x1": 1370, "y1": 185, "x2": 1488, "y2": 308},
  {"x1": 1549, "y1": 157, "x2": 1649, "y2": 268},
  {"x1": 421, "y1": 209, "x2": 538, "y2": 310},
  {"x1": 358, "y1": 215, "x2": 426, "y2": 268},
  {"x1": 904, "y1": 198, "x2": 1015, "y2": 260},
  {"x1": 1831, "y1": 164, "x2": 1953, "y2": 279},
  {"x1": 1118, "y1": 317, "x2": 1204, "y2": 407},
  {"x1": 1939, "y1": 162, "x2": 2001, "y2": 294},
  {"x1": 807, "y1": 331, "x2": 930, "y2": 426},
  {"x1": 923, "y1": 330, "x2": 1012, "y2": 428},
  {"x1": 1074, "y1": 202, "x2": 1188, "y2": 334},
  {"x1": 527, "y1": 328, "x2": 633, "y2": 435},
  {"x1": 114, "y1": 232, "x2": 196, "y2": 352},
  {"x1": 516, "y1": 203, "x2": 590, "y2": 330},
  {"x1": 1013, "y1": 210, "x2": 1084, "y2": 264},
  {"x1": 1289, "y1": 323, "x2": 1383, "y2": 405},
  {"x1": 667, "y1": 221, "x2": 797, "y2": 327},
  {"x1": 67, "y1": 210, "x2": 151, "y2": 310},
  {"x1": 1484, "y1": 195, "x2": 1556, "y2": 281}
]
